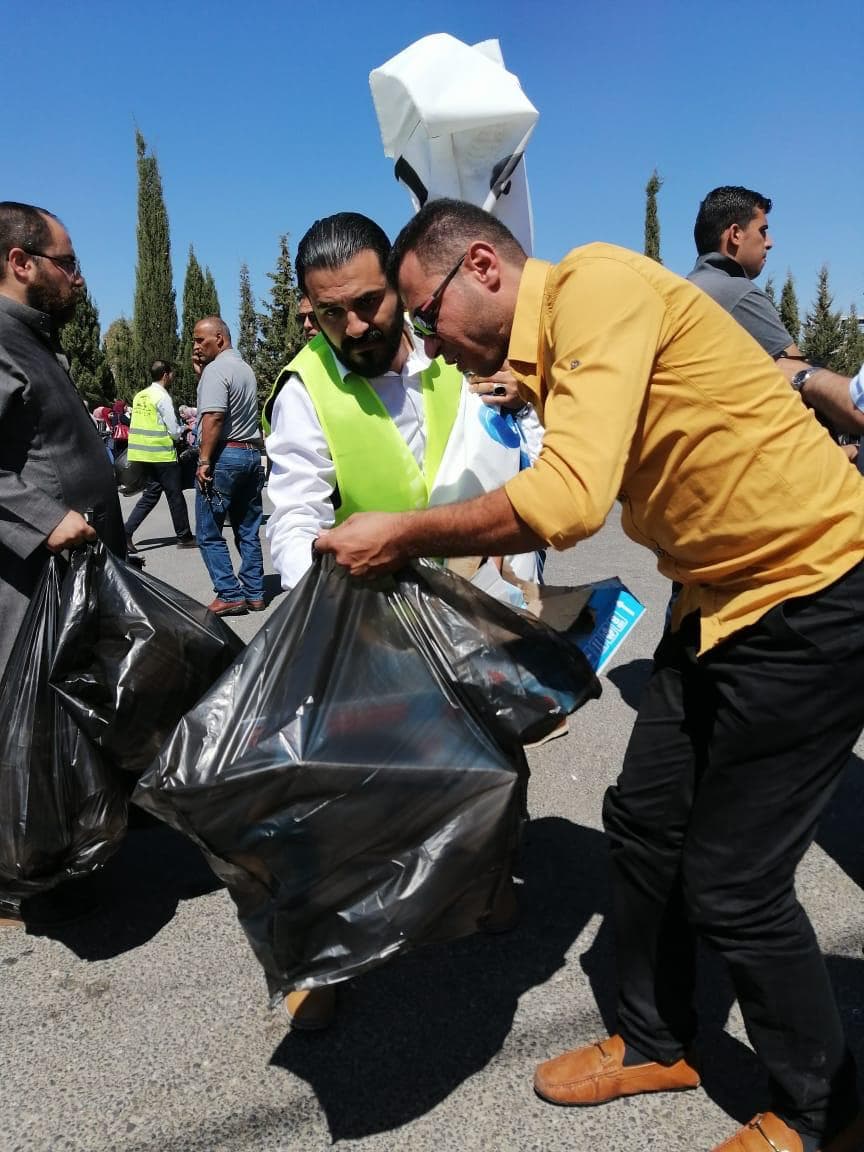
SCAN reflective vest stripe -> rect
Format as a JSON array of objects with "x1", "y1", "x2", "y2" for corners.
[{"x1": 127, "y1": 384, "x2": 177, "y2": 463}]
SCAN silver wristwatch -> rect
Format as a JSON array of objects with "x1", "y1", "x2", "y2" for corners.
[{"x1": 791, "y1": 367, "x2": 817, "y2": 392}]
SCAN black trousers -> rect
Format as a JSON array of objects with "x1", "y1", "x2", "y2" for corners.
[
  {"x1": 603, "y1": 560, "x2": 864, "y2": 1140},
  {"x1": 124, "y1": 461, "x2": 192, "y2": 539}
]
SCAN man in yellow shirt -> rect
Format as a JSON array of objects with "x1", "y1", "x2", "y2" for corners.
[{"x1": 316, "y1": 199, "x2": 864, "y2": 1152}]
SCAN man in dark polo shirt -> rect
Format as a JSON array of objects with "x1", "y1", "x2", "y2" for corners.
[{"x1": 688, "y1": 185, "x2": 864, "y2": 443}]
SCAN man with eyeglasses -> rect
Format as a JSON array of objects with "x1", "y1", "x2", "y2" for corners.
[
  {"x1": 263, "y1": 211, "x2": 542, "y2": 1030},
  {"x1": 0, "y1": 200, "x2": 126, "y2": 926},
  {"x1": 315, "y1": 198, "x2": 864, "y2": 1152}
]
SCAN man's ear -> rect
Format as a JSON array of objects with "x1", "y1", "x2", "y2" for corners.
[
  {"x1": 723, "y1": 223, "x2": 743, "y2": 255},
  {"x1": 4, "y1": 247, "x2": 33, "y2": 283},
  {"x1": 465, "y1": 241, "x2": 501, "y2": 290}
]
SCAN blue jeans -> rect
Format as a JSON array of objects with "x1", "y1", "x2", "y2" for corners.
[{"x1": 195, "y1": 446, "x2": 264, "y2": 602}]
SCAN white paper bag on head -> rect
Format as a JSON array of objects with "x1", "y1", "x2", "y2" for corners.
[{"x1": 370, "y1": 34, "x2": 538, "y2": 254}]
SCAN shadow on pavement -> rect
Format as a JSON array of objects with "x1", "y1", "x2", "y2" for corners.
[
  {"x1": 34, "y1": 818, "x2": 223, "y2": 960},
  {"x1": 269, "y1": 815, "x2": 611, "y2": 1141},
  {"x1": 605, "y1": 658, "x2": 653, "y2": 711}
]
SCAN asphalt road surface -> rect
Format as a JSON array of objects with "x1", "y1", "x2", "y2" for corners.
[{"x1": 3, "y1": 486, "x2": 863, "y2": 1152}]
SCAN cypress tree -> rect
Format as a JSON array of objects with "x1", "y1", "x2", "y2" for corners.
[
  {"x1": 176, "y1": 246, "x2": 222, "y2": 405},
  {"x1": 60, "y1": 287, "x2": 111, "y2": 410},
  {"x1": 643, "y1": 170, "x2": 663, "y2": 264},
  {"x1": 202, "y1": 268, "x2": 220, "y2": 316},
  {"x1": 238, "y1": 263, "x2": 258, "y2": 366},
  {"x1": 763, "y1": 277, "x2": 776, "y2": 307},
  {"x1": 779, "y1": 272, "x2": 800, "y2": 344},
  {"x1": 800, "y1": 266, "x2": 846, "y2": 370},
  {"x1": 132, "y1": 130, "x2": 178, "y2": 380},
  {"x1": 102, "y1": 317, "x2": 138, "y2": 401},
  {"x1": 253, "y1": 235, "x2": 303, "y2": 404}
]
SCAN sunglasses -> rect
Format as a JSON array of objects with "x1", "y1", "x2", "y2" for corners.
[{"x1": 410, "y1": 251, "x2": 467, "y2": 338}]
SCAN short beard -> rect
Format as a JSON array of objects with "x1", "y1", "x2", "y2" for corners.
[
  {"x1": 324, "y1": 305, "x2": 405, "y2": 378},
  {"x1": 26, "y1": 278, "x2": 79, "y2": 326}
]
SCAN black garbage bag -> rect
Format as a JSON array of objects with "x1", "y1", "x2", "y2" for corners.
[
  {"x1": 0, "y1": 557, "x2": 126, "y2": 898},
  {"x1": 398, "y1": 559, "x2": 600, "y2": 746},
  {"x1": 133, "y1": 556, "x2": 600, "y2": 997},
  {"x1": 50, "y1": 542, "x2": 245, "y2": 778},
  {"x1": 113, "y1": 447, "x2": 147, "y2": 496}
]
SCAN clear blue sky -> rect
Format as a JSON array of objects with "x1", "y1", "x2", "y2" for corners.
[{"x1": 4, "y1": 0, "x2": 862, "y2": 342}]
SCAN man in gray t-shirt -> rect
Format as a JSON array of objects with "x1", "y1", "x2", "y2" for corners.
[
  {"x1": 688, "y1": 186, "x2": 864, "y2": 447},
  {"x1": 192, "y1": 316, "x2": 264, "y2": 616}
]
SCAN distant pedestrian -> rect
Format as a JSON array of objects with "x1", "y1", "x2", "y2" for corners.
[
  {"x1": 192, "y1": 316, "x2": 264, "y2": 616},
  {"x1": 124, "y1": 360, "x2": 196, "y2": 558},
  {"x1": 109, "y1": 398, "x2": 130, "y2": 458}
]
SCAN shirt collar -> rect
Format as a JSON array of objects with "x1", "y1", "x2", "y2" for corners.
[
  {"x1": 508, "y1": 258, "x2": 551, "y2": 368},
  {"x1": 0, "y1": 293, "x2": 58, "y2": 344},
  {"x1": 690, "y1": 251, "x2": 749, "y2": 280}
]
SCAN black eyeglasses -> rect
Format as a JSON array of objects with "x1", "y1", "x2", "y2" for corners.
[
  {"x1": 410, "y1": 251, "x2": 467, "y2": 338},
  {"x1": 25, "y1": 249, "x2": 82, "y2": 278}
]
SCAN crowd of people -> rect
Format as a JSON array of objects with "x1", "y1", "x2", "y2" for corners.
[{"x1": 2, "y1": 191, "x2": 864, "y2": 1152}]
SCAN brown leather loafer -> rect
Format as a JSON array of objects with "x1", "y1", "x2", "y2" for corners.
[
  {"x1": 207, "y1": 597, "x2": 248, "y2": 617},
  {"x1": 534, "y1": 1034, "x2": 700, "y2": 1106},
  {"x1": 714, "y1": 1111, "x2": 864, "y2": 1152},
  {"x1": 245, "y1": 598, "x2": 266, "y2": 612},
  {"x1": 284, "y1": 986, "x2": 337, "y2": 1031}
]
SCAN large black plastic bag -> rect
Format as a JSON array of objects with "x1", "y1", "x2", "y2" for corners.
[
  {"x1": 50, "y1": 542, "x2": 245, "y2": 778},
  {"x1": 133, "y1": 556, "x2": 600, "y2": 997},
  {"x1": 0, "y1": 556, "x2": 126, "y2": 898},
  {"x1": 398, "y1": 560, "x2": 600, "y2": 746}
]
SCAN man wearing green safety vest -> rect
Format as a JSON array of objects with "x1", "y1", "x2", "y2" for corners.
[
  {"x1": 124, "y1": 360, "x2": 196, "y2": 557},
  {"x1": 264, "y1": 212, "x2": 542, "y2": 1033}
]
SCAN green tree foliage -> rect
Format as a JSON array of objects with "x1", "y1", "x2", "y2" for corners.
[
  {"x1": 800, "y1": 266, "x2": 847, "y2": 370},
  {"x1": 60, "y1": 288, "x2": 111, "y2": 410},
  {"x1": 132, "y1": 130, "x2": 178, "y2": 380},
  {"x1": 763, "y1": 277, "x2": 776, "y2": 306},
  {"x1": 779, "y1": 272, "x2": 800, "y2": 344},
  {"x1": 836, "y1": 305, "x2": 864, "y2": 376},
  {"x1": 643, "y1": 170, "x2": 663, "y2": 264},
  {"x1": 253, "y1": 235, "x2": 303, "y2": 404},
  {"x1": 176, "y1": 245, "x2": 221, "y2": 406},
  {"x1": 238, "y1": 263, "x2": 258, "y2": 367},
  {"x1": 102, "y1": 317, "x2": 137, "y2": 401},
  {"x1": 202, "y1": 268, "x2": 220, "y2": 316}
]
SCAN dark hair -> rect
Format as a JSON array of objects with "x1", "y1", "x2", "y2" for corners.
[
  {"x1": 388, "y1": 198, "x2": 526, "y2": 285},
  {"x1": 693, "y1": 186, "x2": 772, "y2": 255},
  {"x1": 150, "y1": 359, "x2": 173, "y2": 381},
  {"x1": 295, "y1": 213, "x2": 391, "y2": 294},
  {"x1": 0, "y1": 201, "x2": 60, "y2": 276}
]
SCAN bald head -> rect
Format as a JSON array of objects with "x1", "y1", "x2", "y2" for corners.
[{"x1": 193, "y1": 315, "x2": 232, "y2": 369}]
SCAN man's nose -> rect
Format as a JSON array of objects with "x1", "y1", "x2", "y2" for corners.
[
  {"x1": 764, "y1": 233, "x2": 773, "y2": 251},
  {"x1": 345, "y1": 311, "x2": 369, "y2": 339}
]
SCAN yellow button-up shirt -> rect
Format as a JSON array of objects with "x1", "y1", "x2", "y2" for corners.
[{"x1": 504, "y1": 244, "x2": 864, "y2": 652}]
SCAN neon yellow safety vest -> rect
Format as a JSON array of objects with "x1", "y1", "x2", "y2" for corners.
[
  {"x1": 127, "y1": 384, "x2": 177, "y2": 463},
  {"x1": 266, "y1": 336, "x2": 462, "y2": 523}
]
